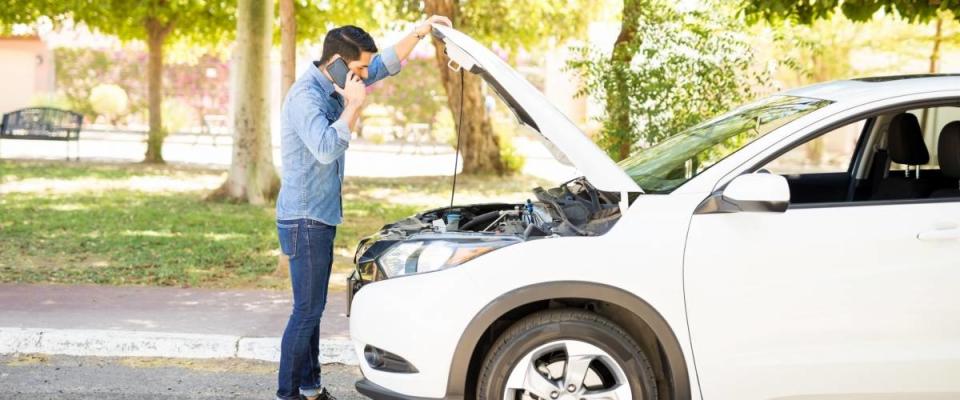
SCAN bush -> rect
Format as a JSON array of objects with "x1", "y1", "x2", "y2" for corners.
[
  {"x1": 29, "y1": 93, "x2": 72, "y2": 110},
  {"x1": 89, "y1": 84, "x2": 129, "y2": 122},
  {"x1": 492, "y1": 115, "x2": 525, "y2": 174},
  {"x1": 161, "y1": 99, "x2": 194, "y2": 134},
  {"x1": 498, "y1": 135, "x2": 525, "y2": 174},
  {"x1": 368, "y1": 132, "x2": 387, "y2": 145},
  {"x1": 53, "y1": 47, "x2": 230, "y2": 130},
  {"x1": 568, "y1": 1, "x2": 769, "y2": 161}
]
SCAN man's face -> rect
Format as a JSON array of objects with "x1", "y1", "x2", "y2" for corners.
[{"x1": 347, "y1": 52, "x2": 375, "y2": 80}]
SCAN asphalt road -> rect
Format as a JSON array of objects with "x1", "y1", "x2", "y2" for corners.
[{"x1": 0, "y1": 354, "x2": 367, "y2": 400}]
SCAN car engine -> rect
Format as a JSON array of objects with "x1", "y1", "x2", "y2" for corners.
[
  {"x1": 374, "y1": 177, "x2": 625, "y2": 241},
  {"x1": 346, "y1": 177, "x2": 633, "y2": 303}
]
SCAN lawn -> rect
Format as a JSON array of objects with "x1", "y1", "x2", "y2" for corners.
[{"x1": 0, "y1": 160, "x2": 546, "y2": 290}]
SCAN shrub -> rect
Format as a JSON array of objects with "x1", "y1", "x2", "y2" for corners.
[
  {"x1": 568, "y1": 1, "x2": 769, "y2": 161},
  {"x1": 161, "y1": 99, "x2": 194, "y2": 134},
  {"x1": 89, "y1": 84, "x2": 130, "y2": 123},
  {"x1": 498, "y1": 134, "x2": 525, "y2": 174},
  {"x1": 29, "y1": 93, "x2": 72, "y2": 110}
]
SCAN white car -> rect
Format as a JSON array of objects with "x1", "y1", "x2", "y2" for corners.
[{"x1": 347, "y1": 25, "x2": 960, "y2": 400}]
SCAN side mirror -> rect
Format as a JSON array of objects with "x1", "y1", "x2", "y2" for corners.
[{"x1": 695, "y1": 173, "x2": 791, "y2": 214}]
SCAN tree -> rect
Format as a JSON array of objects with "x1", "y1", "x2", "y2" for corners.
[
  {"x1": 740, "y1": 0, "x2": 960, "y2": 25},
  {"x1": 276, "y1": 1, "x2": 378, "y2": 102},
  {"x1": 0, "y1": 1, "x2": 234, "y2": 163},
  {"x1": 569, "y1": 0, "x2": 768, "y2": 161},
  {"x1": 605, "y1": 0, "x2": 646, "y2": 159},
  {"x1": 279, "y1": 0, "x2": 296, "y2": 101},
  {"x1": 208, "y1": 0, "x2": 277, "y2": 204},
  {"x1": 218, "y1": 0, "x2": 377, "y2": 205},
  {"x1": 395, "y1": 0, "x2": 600, "y2": 175},
  {"x1": 742, "y1": 0, "x2": 960, "y2": 139}
]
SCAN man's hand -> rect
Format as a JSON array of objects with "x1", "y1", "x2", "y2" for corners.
[
  {"x1": 334, "y1": 71, "x2": 366, "y2": 133},
  {"x1": 394, "y1": 15, "x2": 453, "y2": 74},
  {"x1": 335, "y1": 71, "x2": 366, "y2": 108},
  {"x1": 415, "y1": 15, "x2": 452, "y2": 38}
]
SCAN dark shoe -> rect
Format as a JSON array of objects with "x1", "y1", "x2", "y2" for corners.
[
  {"x1": 317, "y1": 388, "x2": 337, "y2": 400},
  {"x1": 300, "y1": 388, "x2": 337, "y2": 400}
]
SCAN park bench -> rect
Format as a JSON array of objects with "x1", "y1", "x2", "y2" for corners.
[
  {"x1": 200, "y1": 114, "x2": 231, "y2": 146},
  {"x1": 0, "y1": 107, "x2": 83, "y2": 160}
]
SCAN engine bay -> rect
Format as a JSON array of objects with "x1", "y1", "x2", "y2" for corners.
[
  {"x1": 346, "y1": 177, "x2": 633, "y2": 299},
  {"x1": 375, "y1": 177, "x2": 626, "y2": 241}
]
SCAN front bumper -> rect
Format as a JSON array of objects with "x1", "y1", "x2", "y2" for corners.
[
  {"x1": 355, "y1": 379, "x2": 443, "y2": 400},
  {"x1": 349, "y1": 265, "x2": 479, "y2": 399},
  {"x1": 346, "y1": 270, "x2": 363, "y2": 316}
]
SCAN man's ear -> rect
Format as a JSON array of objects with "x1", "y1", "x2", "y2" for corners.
[{"x1": 324, "y1": 54, "x2": 341, "y2": 67}]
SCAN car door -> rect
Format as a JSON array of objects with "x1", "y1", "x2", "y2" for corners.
[{"x1": 683, "y1": 115, "x2": 960, "y2": 398}]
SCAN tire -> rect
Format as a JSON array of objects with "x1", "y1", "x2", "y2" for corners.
[{"x1": 477, "y1": 309, "x2": 658, "y2": 400}]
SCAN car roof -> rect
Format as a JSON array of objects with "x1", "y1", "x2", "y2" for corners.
[{"x1": 782, "y1": 74, "x2": 960, "y2": 105}]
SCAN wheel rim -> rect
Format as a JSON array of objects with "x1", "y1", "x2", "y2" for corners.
[{"x1": 503, "y1": 339, "x2": 633, "y2": 400}]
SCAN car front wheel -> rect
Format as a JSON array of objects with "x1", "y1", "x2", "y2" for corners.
[{"x1": 477, "y1": 309, "x2": 658, "y2": 400}]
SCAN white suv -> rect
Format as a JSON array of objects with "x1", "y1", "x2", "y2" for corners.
[{"x1": 347, "y1": 25, "x2": 960, "y2": 400}]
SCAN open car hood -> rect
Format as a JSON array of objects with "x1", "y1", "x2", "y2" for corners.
[{"x1": 432, "y1": 25, "x2": 642, "y2": 193}]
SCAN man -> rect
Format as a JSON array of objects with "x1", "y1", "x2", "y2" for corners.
[{"x1": 274, "y1": 15, "x2": 452, "y2": 400}]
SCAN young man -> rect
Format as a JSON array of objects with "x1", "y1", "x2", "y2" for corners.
[{"x1": 274, "y1": 16, "x2": 452, "y2": 400}]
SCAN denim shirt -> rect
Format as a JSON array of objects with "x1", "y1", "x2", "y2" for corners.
[{"x1": 277, "y1": 47, "x2": 401, "y2": 225}]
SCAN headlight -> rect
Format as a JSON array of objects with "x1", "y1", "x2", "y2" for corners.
[{"x1": 377, "y1": 237, "x2": 520, "y2": 278}]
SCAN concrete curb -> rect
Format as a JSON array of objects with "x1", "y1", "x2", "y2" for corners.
[{"x1": 0, "y1": 327, "x2": 358, "y2": 365}]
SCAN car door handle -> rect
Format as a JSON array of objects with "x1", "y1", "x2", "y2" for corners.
[{"x1": 917, "y1": 228, "x2": 960, "y2": 241}]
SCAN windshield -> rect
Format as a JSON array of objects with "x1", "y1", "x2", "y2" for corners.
[{"x1": 618, "y1": 95, "x2": 832, "y2": 193}]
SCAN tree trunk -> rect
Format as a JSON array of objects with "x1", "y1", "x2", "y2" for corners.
[
  {"x1": 608, "y1": 0, "x2": 644, "y2": 161},
  {"x1": 919, "y1": 14, "x2": 944, "y2": 142},
  {"x1": 424, "y1": 0, "x2": 505, "y2": 175},
  {"x1": 209, "y1": 0, "x2": 279, "y2": 204},
  {"x1": 144, "y1": 18, "x2": 172, "y2": 163},
  {"x1": 280, "y1": 0, "x2": 296, "y2": 101},
  {"x1": 929, "y1": 15, "x2": 943, "y2": 74}
]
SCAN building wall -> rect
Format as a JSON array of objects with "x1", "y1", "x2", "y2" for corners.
[{"x1": 0, "y1": 36, "x2": 55, "y2": 115}]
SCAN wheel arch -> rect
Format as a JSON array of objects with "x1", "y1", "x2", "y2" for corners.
[{"x1": 444, "y1": 281, "x2": 691, "y2": 400}]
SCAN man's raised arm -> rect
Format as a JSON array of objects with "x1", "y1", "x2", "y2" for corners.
[{"x1": 363, "y1": 15, "x2": 452, "y2": 86}]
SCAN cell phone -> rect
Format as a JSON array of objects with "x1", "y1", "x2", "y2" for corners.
[{"x1": 325, "y1": 58, "x2": 349, "y2": 89}]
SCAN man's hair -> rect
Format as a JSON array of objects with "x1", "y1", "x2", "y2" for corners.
[{"x1": 319, "y1": 25, "x2": 378, "y2": 64}]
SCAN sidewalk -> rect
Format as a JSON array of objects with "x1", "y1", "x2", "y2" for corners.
[{"x1": 0, "y1": 284, "x2": 355, "y2": 364}]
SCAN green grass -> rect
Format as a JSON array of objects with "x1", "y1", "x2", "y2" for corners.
[
  {"x1": 0, "y1": 159, "x2": 199, "y2": 181},
  {"x1": 0, "y1": 160, "x2": 546, "y2": 289},
  {"x1": 1, "y1": 189, "x2": 279, "y2": 287}
]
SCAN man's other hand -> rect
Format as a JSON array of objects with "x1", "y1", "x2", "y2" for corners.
[
  {"x1": 336, "y1": 71, "x2": 366, "y2": 108},
  {"x1": 416, "y1": 15, "x2": 453, "y2": 37}
]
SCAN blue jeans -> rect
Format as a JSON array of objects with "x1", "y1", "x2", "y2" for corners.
[{"x1": 276, "y1": 218, "x2": 336, "y2": 400}]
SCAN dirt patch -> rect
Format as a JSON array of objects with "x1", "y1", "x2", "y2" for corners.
[
  {"x1": 117, "y1": 356, "x2": 277, "y2": 374},
  {"x1": 5, "y1": 354, "x2": 50, "y2": 366}
]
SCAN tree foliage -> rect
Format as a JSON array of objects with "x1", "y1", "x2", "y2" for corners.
[
  {"x1": 279, "y1": 0, "x2": 381, "y2": 44},
  {"x1": 569, "y1": 1, "x2": 769, "y2": 161},
  {"x1": 390, "y1": 0, "x2": 602, "y2": 175},
  {"x1": 741, "y1": 0, "x2": 960, "y2": 24},
  {"x1": 0, "y1": 1, "x2": 234, "y2": 46},
  {"x1": 766, "y1": 14, "x2": 865, "y2": 86},
  {"x1": 1, "y1": 1, "x2": 236, "y2": 163},
  {"x1": 394, "y1": 0, "x2": 598, "y2": 53}
]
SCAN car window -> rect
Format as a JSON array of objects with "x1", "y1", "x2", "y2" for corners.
[
  {"x1": 890, "y1": 106, "x2": 960, "y2": 171},
  {"x1": 764, "y1": 120, "x2": 865, "y2": 176},
  {"x1": 757, "y1": 103, "x2": 960, "y2": 205},
  {"x1": 618, "y1": 95, "x2": 832, "y2": 193}
]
